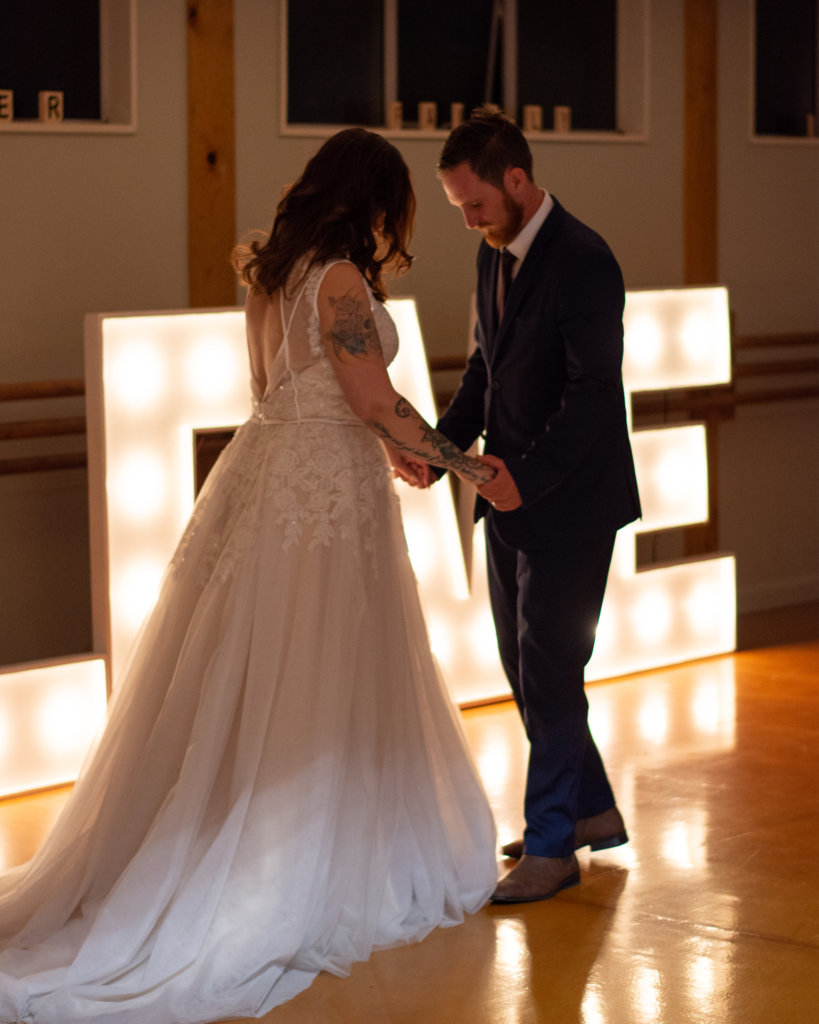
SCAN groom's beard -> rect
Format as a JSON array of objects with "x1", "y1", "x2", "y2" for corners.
[{"x1": 481, "y1": 192, "x2": 525, "y2": 248}]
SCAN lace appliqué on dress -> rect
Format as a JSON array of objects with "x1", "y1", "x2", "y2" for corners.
[
  {"x1": 170, "y1": 259, "x2": 399, "y2": 589},
  {"x1": 170, "y1": 421, "x2": 391, "y2": 588},
  {"x1": 169, "y1": 425, "x2": 262, "y2": 587},
  {"x1": 265, "y1": 422, "x2": 388, "y2": 565},
  {"x1": 303, "y1": 264, "x2": 326, "y2": 359}
]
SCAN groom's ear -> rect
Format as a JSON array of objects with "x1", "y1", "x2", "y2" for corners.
[{"x1": 503, "y1": 167, "x2": 528, "y2": 196}]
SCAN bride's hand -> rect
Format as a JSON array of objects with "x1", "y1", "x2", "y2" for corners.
[
  {"x1": 409, "y1": 462, "x2": 434, "y2": 487},
  {"x1": 383, "y1": 443, "x2": 431, "y2": 487}
]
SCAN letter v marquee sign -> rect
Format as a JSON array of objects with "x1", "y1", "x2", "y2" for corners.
[{"x1": 388, "y1": 289, "x2": 736, "y2": 700}]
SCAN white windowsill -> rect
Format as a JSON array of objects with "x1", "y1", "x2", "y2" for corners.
[
  {"x1": 280, "y1": 125, "x2": 648, "y2": 143},
  {"x1": 0, "y1": 120, "x2": 136, "y2": 135},
  {"x1": 750, "y1": 133, "x2": 819, "y2": 146}
]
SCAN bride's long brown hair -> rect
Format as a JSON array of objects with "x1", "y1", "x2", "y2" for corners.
[{"x1": 233, "y1": 128, "x2": 415, "y2": 302}]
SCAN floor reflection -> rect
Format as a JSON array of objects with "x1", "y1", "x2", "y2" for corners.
[
  {"x1": 588, "y1": 658, "x2": 737, "y2": 762},
  {"x1": 2, "y1": 643, "x2": 817, "y2": 1024}
]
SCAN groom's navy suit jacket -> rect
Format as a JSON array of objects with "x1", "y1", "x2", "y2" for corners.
[{"x1": 438, "y1": 197, "x2": 641, "y2": 548}]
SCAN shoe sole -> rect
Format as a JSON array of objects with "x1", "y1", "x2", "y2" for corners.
[
  {"x1": 583, "y1": 830, "x2": 629, "y2": 852},
  {"x1": 502, "y1": 830, "x2": 629, "y2": 859},
  {"x1": 490, "y1": 870, "x2": 581, "y2": 904}
]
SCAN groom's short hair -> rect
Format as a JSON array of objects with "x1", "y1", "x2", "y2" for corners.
[{"x1": 438, "y1": 105, "x2": 534, "y2": 189}]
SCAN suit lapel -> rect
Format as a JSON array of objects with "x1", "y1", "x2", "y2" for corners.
[
  {"x1": 477, "y1": 243, "x2": 500, "y2": 356},
  {"x1": 490, "y1": 198, "x2": 568, "y2": 362}
]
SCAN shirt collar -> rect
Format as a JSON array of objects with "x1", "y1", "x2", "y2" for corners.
[{"x1": 506, "y1": 189, "x2": 552, "y2": 266}]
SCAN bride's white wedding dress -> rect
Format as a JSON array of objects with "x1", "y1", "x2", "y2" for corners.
[{"x1": 0, "y1": 260, "x2": 497, "y2": 1024}]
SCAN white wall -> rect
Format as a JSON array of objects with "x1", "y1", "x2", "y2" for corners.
[
  {"x1": 0, "y1": 0, "x2": 188, "y2": 664},
  {"x1": 0, "y1": 0, "x2": 816, "y2": 666},
  {"x1": 1, "y1": 4, "x2": 188, "y2": 382},
  {"x1": 715, "y1": 0, "x2": 819, "y2": 612},
  {"x1": 718, "y1": 0, "x2": 819, "y2": 335}
]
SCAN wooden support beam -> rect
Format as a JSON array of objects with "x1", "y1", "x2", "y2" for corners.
[
  {"x1": 186, "y1": 0, "x2": 237, "y2": 307},
  {"x1": 683, "y1": 0, "x2": 719, "y2": 555},
  {"x1": 683, "y1": 0, "x2": 718, "y2": 285}
]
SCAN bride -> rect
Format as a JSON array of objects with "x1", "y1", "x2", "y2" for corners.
[{"x1": 0, "y1": 128, "x2": 498, "y2": 1023}]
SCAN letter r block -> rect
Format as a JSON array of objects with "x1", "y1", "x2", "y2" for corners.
[{"x1": 39, "y1": 91, "x2": 64, "y2": 122}]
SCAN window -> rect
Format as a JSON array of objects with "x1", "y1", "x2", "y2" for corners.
[
  {"x1": 287, "y1": 0, "x2": 384, "y2": 126},
  {"x1": 396, "y1": 0, "x2": 496, "y2": 124},
  {"x1": 517, "y1": 0, "x2": 617, "y2": 131},
  {"x1": 0, "y1": 0, "x2": 135, "y2": 133},
  {"x1": 283, "y1": 0, "x2": 647, "y2": 137},
  {"x1": 754, "y1": 0, "x2": 818, "y2": 137},
  {"x1": 0, "y1": 0, "x2": 100, "y2": 118}
]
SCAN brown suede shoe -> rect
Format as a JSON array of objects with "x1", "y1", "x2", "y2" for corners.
[
  {"x1": 491, "y1": 853, "x2": 580, "y2": 904},
  {"x1": 574, "y1": 806, "x2": 628, "y2": 852},
  {"x1": 500, "y1": 838, "x2": 525, "y2": 859},
  {"x1": 500, "y1": 807, "x2": 628, "y2": 860}
]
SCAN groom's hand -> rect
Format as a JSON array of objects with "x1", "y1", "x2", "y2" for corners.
[{"x1": 476, "y1": 454, "x2": 522, "y2": 511}]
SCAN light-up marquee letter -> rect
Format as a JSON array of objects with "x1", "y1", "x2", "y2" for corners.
[
  {"x1": 385, "y1": 302, "x2": 503, "y2": 704},
  {"x1": 0, "y1": 657, "x2": 107, "y2": 801},
  {"x1": 588, "y1": 286, "x2": 736, "y2": 679},
  {"x1": 85, "y1": 310, "x2": 251, "y2": 686},
  {"x1": 83, "y1": 304, "x2": 504, "y2": 705}
]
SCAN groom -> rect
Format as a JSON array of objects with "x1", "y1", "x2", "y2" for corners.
[{"x1": 434, "y1": 107, "x2": 641, "y2": 903}]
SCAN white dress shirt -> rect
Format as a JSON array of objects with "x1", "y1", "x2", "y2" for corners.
[{"x1": 505, "y1": 189, "x2": 553, "y2": 280}]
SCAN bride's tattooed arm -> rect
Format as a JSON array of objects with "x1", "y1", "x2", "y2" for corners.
[
  {"x1": 371, "y1": 399, "x2": 495, "y2": 486},
  {"x1": 321, "y1": 274, "x2": 496, "y2": 487}
]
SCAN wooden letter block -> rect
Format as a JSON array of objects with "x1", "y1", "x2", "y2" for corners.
[
  {"x1": 450, "y1": 102, "x2": 464, "y2": 128},
  {"x1": 522, "y1": 105, "x2": 543, "y2": 132},
  {"x1": 417, "y1": 101, "x2": 437, "y2": 131},
  {"x1": 0, "y1": 90, "x2": 13, "y2": 121},
  {"x1": 39, "y1": 91, "x2": 64, "y2": 122},
  {"x1": 386, "y1": 101, "x2": 403, "y2": 131},
  {"x1": 553, "y1": 105, "x2": 572, "y2": 132}
]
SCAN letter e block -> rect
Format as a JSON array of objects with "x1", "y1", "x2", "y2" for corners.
[{"x1": 0, "y1": 90, "x2": 13, "y2": 121}]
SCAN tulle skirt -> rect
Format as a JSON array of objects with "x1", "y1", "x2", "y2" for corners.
[{"x1": 0, "y1": 418, "x2": 497, "y2": 1023}]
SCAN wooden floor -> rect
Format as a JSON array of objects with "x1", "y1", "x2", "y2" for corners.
[{"x1": 1, "y1": 609, "x2": 817, "y2": 1023}]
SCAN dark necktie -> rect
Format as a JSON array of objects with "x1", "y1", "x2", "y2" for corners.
[{"x1": 498, "y1": 248, "x2": 517, "y2": 319}]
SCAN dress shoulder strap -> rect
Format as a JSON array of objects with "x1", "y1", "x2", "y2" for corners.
[{"x1": 303, "y1": 258, "x2": 354, "y2": 358}]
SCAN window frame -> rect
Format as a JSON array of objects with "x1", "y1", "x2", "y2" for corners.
[
  {"x1": 280, "y1": 0, "x2": 649, "y2": 142},
  {"x1": 0, "y1": 0, "x2": 137, "y2": 135},
  {"x1": 749, "y1": 0, "x2": 819, "y2": 146}
]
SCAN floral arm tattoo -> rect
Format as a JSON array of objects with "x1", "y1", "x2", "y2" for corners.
[{"x1": 327, "y1": 290, "x2": 380, "y2": 358}]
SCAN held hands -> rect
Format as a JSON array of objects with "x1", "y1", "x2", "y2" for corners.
[
  {"x1": 383, "y1": 443, "x2": 433, "y2": 488},
  {"x1": 410, "y1": 463, "x2": 434, "y2": 487},
  {"x1": 476, "y1": 454, "x2": 523, "y2": 511},
  {"x1": 383, "y1": 441, "x2": 509, "y2": 494}
]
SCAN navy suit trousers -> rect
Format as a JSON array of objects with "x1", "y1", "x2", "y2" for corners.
[{"x1": 485, "y1": 512, "x2": 618, "y2": 857}]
